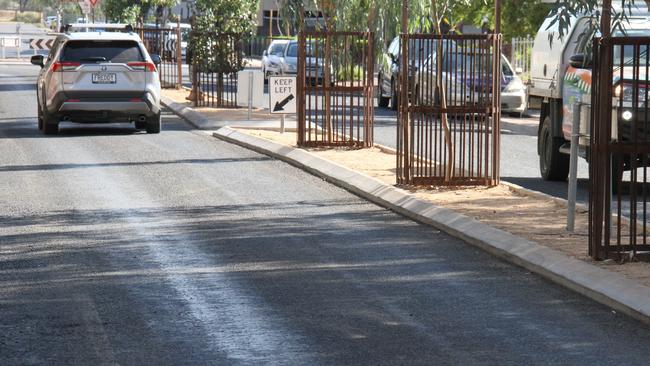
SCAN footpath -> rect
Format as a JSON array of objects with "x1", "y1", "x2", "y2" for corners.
[{"x1": 161, "y1": 88, "x2": 650, "y2": 325}]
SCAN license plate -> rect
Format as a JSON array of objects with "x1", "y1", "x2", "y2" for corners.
[{"x1": 92, "y1": 73, "x2": 116, "y2": 84}]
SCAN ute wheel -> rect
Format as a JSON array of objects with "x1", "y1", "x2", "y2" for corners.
[
  {"x1": 390, "y1": 80, "x2": 399, "y2": 111},
  {"x1": 539, "y1": 116, "x2": 569, "y2": 181},
  {"x1": 146, "y1": 113, "x2": 161, "y2": 134},
  {"x1": 42, "y1": 110, "x2": 59, "y2": 135}
]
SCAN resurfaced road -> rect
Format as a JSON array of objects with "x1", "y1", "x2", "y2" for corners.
[{"x1": 1, "y1": 65, "x2": 649, "y2": 365}]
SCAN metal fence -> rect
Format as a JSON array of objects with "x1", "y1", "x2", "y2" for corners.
[
  {"x1": 397, "y1": 34, "x2": 502, "y2": 186},
  {"x1": 297, "y1": 31, "x2": 374, "y2": 147},
  {"x1": 243, "y1": 36, "x2": 270, "y2": 58},
  {"x1": 191, "y1": 32, "x2": 243, "y2": 108},
  {"x1": 510, "y1": 36, "x2": 533, "y2": 76},
  {"x1": 135, "y1": 26, "x2": 182, "y2": 89},
  {"x1": 590, "y1": 36, "x2": 650, "y2": 261}
]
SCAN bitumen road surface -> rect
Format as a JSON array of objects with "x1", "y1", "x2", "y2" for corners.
[{"x1": 1, "y1": 64, "x2": 649, "y2": 365}]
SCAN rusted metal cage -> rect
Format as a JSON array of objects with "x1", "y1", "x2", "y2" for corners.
[
  {"x1": 397, "y1": 34, "x2": 502, "y2": 186},
  {"x1": 191, "y1": 32, "x2": 243, "y2": 108},
  {"x1": 135, "y1": 26, "x2": 182, "y2": 89},
  {"x1": 297, "y1": 31, "x2": 374, "y2": 147},
  {"x1": 590, "y1": 36, "x2": 650, "y2": 261}
]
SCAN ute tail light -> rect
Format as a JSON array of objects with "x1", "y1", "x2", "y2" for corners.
[
  {"x1": 51, "y1": 61, "x2": 80, "y2": 72},
  {"x1": 127, "y1": 62, "x2": 157, "y2": 72}
]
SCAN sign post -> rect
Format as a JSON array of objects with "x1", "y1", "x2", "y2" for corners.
[{"x1": 269, "y1": 76, "x2": 297, "y2": 134}]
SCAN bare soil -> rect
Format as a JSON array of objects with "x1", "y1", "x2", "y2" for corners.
[{"x1": 238, "y1": 129, "x2": 650, "y2": 288}]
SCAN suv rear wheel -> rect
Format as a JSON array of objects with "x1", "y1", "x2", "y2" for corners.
[
  {"x1": 42, "y1": 111, "x2": 59, "y2": 135},
  {"x1": 37, "y1": 104, "x2": 43, "y2": 130},
  {"x1": 539, "y1": 116, "x2": 569, "y2": 180},
  {"x1": 146, "y1": 113, "x2": 161, "y2": 134}
]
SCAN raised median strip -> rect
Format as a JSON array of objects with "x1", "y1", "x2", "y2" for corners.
[{"x1": 162, "y1": 92, "x2": 650, "y2": 326}]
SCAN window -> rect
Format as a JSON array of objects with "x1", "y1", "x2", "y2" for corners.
[
  {"x1": 61, "y1": 40, "x2": 144, "y2": 63},
  {"x1": 286, "y1": 43, "x2": 298, "y2": 57},
  {"x1": 269, "y1": 42, "x2": 286, "y2": 56}
]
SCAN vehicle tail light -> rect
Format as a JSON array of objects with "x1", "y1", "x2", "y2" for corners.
[
  {"x1": 66, "y1": 99, "x2": 80, "y2": 102},
  {"x1": 127, "y1": 62, "x2": 156, "y2": 72},
  {"x1": 51, "y1": 61, "x2": 80, "y2": 72},
  {"x1": 130, "y1": 98, "x2": 143, "y2": 102}
]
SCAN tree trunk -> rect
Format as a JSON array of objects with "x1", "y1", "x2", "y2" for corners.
[{"x1": 432, "y1": 1, "x2": 454, "y2": 182}]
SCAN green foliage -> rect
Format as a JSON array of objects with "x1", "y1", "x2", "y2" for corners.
[
  {"x1": 191, "y1": 0, "x2": 259, "y2": 74},
  {"x1": 15, "y1": 11, "x2": 40, "y2": 23},
  {"x1": 449, "y1": 0, "x2": 550, "y2": 39},
  {"x1": 546, "y1": 0, "x2": 642, "y2": 39},
  {"x1": 102, "y1": 0, "x2": 140, "y2": 24},
  {"x1": 336, "y1": 64, "x2": 363, "y2": 81},
  {"x1": 102, "y1": 0, "x2": 178, "y2": 24}
]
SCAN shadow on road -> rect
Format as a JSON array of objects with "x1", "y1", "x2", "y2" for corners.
[
  {"x1": 2, "y1": 200, "x2": 649, "y2": 364},
  {"x1": 0, "y1": 83, "x2": 36, "y2": 91},
  {"x1": 0, "y1": 157, "x2": 273, "y2": 173}
]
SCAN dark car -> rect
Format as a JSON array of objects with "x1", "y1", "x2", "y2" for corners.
[
  {"x1": 378, "y1": 37, "x2": 401, "y2": 109},
  {"x1": 378, "y1": 36, "x2": 431, "y2": 110}
]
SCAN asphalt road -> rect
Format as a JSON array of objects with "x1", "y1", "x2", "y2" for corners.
[{"x1": 2, "y1": 64, "x2": 650, "y2": 365}]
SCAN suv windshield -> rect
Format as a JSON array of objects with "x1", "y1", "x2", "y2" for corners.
[
  {"x1": 269, "y1": 42, "x2": 286, "y2": 55},
  {"x1": 286, "y1": 42, "x2": 321, "y2": 58},
  {"x1": 61, "y1": 40, "x2": 144, "y2": 63}
]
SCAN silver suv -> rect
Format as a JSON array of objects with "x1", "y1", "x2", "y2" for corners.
[{"x1": 31, "y1": 31, "x2": 162, "y2": 134}]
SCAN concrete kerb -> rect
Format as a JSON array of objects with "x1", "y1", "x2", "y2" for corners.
[{"x1": 212, "y1": 126, "x2": 650, "y2": 325}]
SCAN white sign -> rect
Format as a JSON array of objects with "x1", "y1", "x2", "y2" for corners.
[
  {"x1": 1, "y1": 37, "x2": 20, "y2": 47},
  {"x1": 269, "y1": 76, "x2": 297, "y2": 114}
]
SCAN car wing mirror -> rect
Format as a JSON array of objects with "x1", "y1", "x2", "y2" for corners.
[
  {"x1": 263, "y1": 50, "x2": 268, "y2": 56},
  {"x1": 569, "y1": 53, "x2": 591, "y2": 69},
  {"x1": 151, "y1": 54, "x2": 162, "y2": 65},
  {"x1": 30, "y1": 55, "x2": 44, "y2": 68}
]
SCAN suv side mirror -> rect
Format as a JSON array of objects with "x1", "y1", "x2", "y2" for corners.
[
  {"x1": 150, "y1": 54, "x2": 162, "y2": 65},
  {"x1": 569, "y1": 53, "x2": 591, "y2": 69},
  {"x1": 31, "y1": 55, "x2": 44, "y2": 68},
  {"x1": 263, "y1": 50, "x2": 267, "y2": 56}
]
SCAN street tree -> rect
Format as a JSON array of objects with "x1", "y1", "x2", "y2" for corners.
[{"x1": 102, "y1": 0, "x2": 177, "y2": 25}]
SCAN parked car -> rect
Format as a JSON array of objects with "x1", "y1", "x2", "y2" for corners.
[
  {"x1": 262, "y1": 39, "x2": 290, "y2": 81},
  {"x1": 30, "y1": 31, "x2": 162, "y2": 135},
  {"x1": 414, "y1": 48, "x2": 526, "y2": 115},
  {"x1": 381, "y1": 36, "x2": 527, "y2": 115},
  {"x1": 378, "y1": 36, "x2": 430, "y2": 110},
  {"x1": 279, "y1": 40, "x2": 331, "y2": 84}
]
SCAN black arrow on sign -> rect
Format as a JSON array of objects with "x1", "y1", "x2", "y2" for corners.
[{"x1": 273, "y1": 94, "x2": 294, "y2": 112}]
